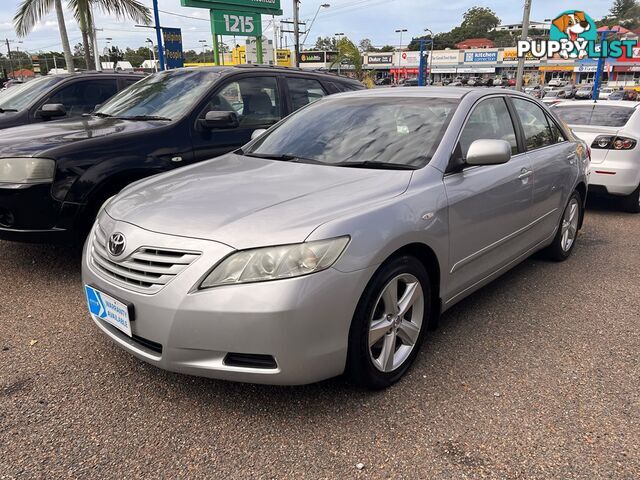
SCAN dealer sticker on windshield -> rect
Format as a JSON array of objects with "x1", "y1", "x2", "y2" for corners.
[{"x1": 85, "y1": 285, "x2": 132, "y2": 337}]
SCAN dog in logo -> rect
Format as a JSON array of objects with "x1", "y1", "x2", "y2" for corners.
[{"x1": 552, "y1": 11, "x2": 591, "y2": 59}]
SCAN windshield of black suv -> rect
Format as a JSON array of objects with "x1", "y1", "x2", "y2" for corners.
[
  {"x1": 246, "y1": 96, "x2": 459, "y2": 169},
  {"x1": 95, "y1": 69, "x2": 221, "y2": 120},
  {"x1": 0, "y1": 76, "x2": 64, "y2": 112}
]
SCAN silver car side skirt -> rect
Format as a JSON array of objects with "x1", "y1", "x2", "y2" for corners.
[
  {"x1": 450, "y1": 208, "x2": 559, "y2": 274},
  {"x1": 444, "y1": 229, "x2": 557, "y2": 309}
]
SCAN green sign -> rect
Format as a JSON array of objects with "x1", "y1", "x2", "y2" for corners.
[
  {"x1": 211, "y1": 9, "x2": 262, "y2": 36},
  {"x1": 181, "y1": 0, "x2": 281, "y2": 15}
]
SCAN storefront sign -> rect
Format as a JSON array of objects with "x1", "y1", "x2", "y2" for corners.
[
  {"x1": 299, "y1": 51, "x2": 325, "y2": 63},
  {"x1": 501, "y1": 48, "x2": 536, "y2": 63},
  {"x1": 367, "y1": 54, "x2": 393, "y2": 64},
  {"x1": 431, "y1": 51, "x2": 460, "y2": 64},
  {"x1": 162, "y1": 28, "x2": 184, "y2": 69},
  {"x1": 574, "y1": 63, "x2": 598, "y2": 73},
  {"x1": 464, "y1": 51, "x2": 498, "y2": 63}
]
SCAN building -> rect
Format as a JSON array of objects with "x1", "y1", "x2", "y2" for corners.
[
  {"x1": 492, "y1": 21, "x2": 551, "y2": 32},
  {"x1": 9, "y1": 68, "x2": 35, "y2": 80},
  {"x1": 455, "y1": 38, "x2": 494, "y2": 49}
]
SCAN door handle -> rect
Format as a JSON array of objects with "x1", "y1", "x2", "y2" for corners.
[
  {"x1": 566, "y1": 153, "x2": 577, "y2": 164},
  {"x1": 518, "y1": 168, "x2": 533, "y2": 180}
]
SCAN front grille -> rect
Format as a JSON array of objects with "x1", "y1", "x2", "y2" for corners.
[{"x1": 90, "y1": 225, "x2": 201, "y2": 294}]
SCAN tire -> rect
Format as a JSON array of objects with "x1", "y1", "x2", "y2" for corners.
[
  {"x1": 544, "y1": 191, "x2": 582, "y2": 261},
  {"x1": 620, "y1": 184, "x2": 640, "y2": 214},
  {"x1": 346, "y1": 255, "x2": 431, "y2": 389}
]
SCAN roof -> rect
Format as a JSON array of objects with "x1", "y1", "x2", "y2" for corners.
[{"x1": 455, "y1": 38, "x2": 495, "y2": 47}]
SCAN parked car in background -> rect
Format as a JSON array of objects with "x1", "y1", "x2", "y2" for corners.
[
  {"x1": 541, "y1": 89, "x2": 563, "y2": 106},
  {"x1": 375, "y1": 77, "x2": 392, "y2": 86},
  {"x1": 598, "y1": 87, "x2": 615, "y2": 100},
  {"x1": 493, "y1": 77, "x2": 503, "y2": 86},
  {"x1": 575, "y1": 85, "x2": 594, "y2": 99},
  {"x1": 553, "y1": 101, "x2": 640, "y2": 212},
  {"x1": 401, "y1": 78, "x2": 419, "y2": 86},
  {"x1": 559, "y1": 85, "x2": 576, "y2": 99},
  {"x1": 607, "y1": 89, "x2": 638, "y2": 101},
  {"x1": 0, "y1": 72, "x2": 144, "y2": 130},
  {"x1": 548, "y1": 78, "x2": 567, "y2": 87},
  {"x1": 82, "y1": 87, "x2": 588, "y2": 389},
  {"x1": 0, "y1": 66, "x2": 364, "y2": 242},
  {"x1": 507, "y1": 78, "x2": 516, "y2": 87}
]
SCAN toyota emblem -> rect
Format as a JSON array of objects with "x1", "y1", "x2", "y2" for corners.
[{"x1": 108, "y1": 232, "x2": 126, "y2": 257}]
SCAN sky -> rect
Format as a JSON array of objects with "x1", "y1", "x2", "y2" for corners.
[{"x1": 0, "y1": 0, "x2": 614, "y2": 54}]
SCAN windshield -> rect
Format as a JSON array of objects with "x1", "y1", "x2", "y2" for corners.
[
  {"x1": 96, "y1": 69, "x2": 221, "y2": 120},
  {"x1": 553, "y1": 105, "x2": 635, "y2": 127},
  {"x1": 246, "y1": 97, "x2": 459, "y2": 168},
  {"x1": 0, "y1": 76, "x2": 63, "y2": 111}
]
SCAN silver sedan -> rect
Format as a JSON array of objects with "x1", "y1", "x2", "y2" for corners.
[{"x1": 82, "y1": 88, "x2": 589, "y2": 389}]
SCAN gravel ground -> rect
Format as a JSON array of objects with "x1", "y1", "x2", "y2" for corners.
[{"x1": 0, "y1": 197, "x2": 638, "y2": 479}]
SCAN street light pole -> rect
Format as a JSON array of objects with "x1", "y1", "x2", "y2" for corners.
[
  {"x1": 302, "y1": 3, "x2": 330, "y2": 47},
  {"x1": 395, "y1": 28, "x2": 407, "y2": 83},
  {"x1": 199, "y1": 39, "x2": 207, "y2": 63},
  {"x1": 424, "y1": 28, "x2": 434, "y2": 85},
  {"x1": 515, "y1": 0, "x2": 532, "y2": 91},
  {"x1": 146, "y1": 38, "x2": 157, "y2": 72}
]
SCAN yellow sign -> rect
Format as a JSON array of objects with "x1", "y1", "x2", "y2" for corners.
[
  {"x1": 277, "y1": 49, "x2": 291, "y2": 67},
  {"x1": 538, "y1": 65, "x2": 574, "y2": 71},
  {"x1": 502, "y1": 48, "x2": 535, "y2": 62}
]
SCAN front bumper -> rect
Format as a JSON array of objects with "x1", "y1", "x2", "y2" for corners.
[
  {"x1": 0, "y1": 183, "x2": 79, "y2": 242},
  {"x1": 81, "y1": 217, "x2": 375, "y2": 385}
]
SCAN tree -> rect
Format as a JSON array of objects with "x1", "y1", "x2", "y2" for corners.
[
  {"x1": 314, "y1": 36, "x2": 337, "y2": 51},
  {"x1": 359, "y1": 38, "x2": 374, "y2": 52},
  {"x1": 610, "y1": 0, "x2": 637, "y2": 17},
  {"x1": 331, "y1": 37, "x2": 365, "y2": 79},
  {"x1": 378, "y1": 45, "x2": 396, "y2": 52},
  {"x1": 14, "y1": 0, "x2": 75, "y2": 73},
  {"x1": 461, "y1": 7, "x2": 500, "y2": 35}
]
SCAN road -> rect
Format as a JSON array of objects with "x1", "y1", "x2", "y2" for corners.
[{"x1": 1, "y1": 198, "x2": 638, "y2": 479}]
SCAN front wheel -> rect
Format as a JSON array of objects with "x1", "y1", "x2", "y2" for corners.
[
  {"x1": 544, "y1": 191, "x2": 582, "y2": 261},
  {"x1": 620, "y1": 184, "x2": 640, "y2": 214},
  {"x1": 346, "y1": 255, "x2": 430, "y2": 389}
]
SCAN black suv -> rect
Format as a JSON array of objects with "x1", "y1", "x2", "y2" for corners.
[
  {"x1": 0, "y1": 72, "x2": 144, "y2": 129},
  {"x1": 0, "y1": 66, "x2": 364, "y2": 242}
]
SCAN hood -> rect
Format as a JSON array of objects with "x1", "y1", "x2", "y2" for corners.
[
  {"x1": 107, "y1": 153, "x2": 413, "y2": 249},
  {"x1": 0, "y1": 116, "x2": 164, "y2": 158}
]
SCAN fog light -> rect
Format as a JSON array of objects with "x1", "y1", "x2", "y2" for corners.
[{"x1": 0, "y1": 207, "x2": 14, "y2": 227}]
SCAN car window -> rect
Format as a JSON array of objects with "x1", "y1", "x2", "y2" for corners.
[
  {"x1": 0, "y1": 76, "x2": 64, "y2": 111},
  {"x1": 286, "y1": 77, "x2": 326, "y2": 111},
  {"x1": 546, "y1": 114, "x2": 566, "y2": 144},
  {"x1": 46, "y1": 80, "x2": 118, "y2": 116},
  {"x1": 248, "y1": 97, "x2": 459, "y2": 168},
  {"x1": 552, "y1": 105, "x2": 635, "y2": 127},
  {"x1": 204, "y1": 76, "x2": 281, "y2": 128},
  {"x1": 458, "y1": 97, "x2": 518, "y2": 158},
  {"x1": 512, "y1": 98, "x2": 554, "y2": 150}
]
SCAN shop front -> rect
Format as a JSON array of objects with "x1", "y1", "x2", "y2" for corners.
[
  {"x1": 538, "y1": 64, "x2": 575, "y2": 84},
  {"x1": 364, "y1": 53, "x2": 394, "y2": 81},
  {"x1": 498, "y1": 48, "x2": 541, "y2": 85}
]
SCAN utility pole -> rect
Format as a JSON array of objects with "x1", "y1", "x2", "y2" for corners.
[
  {"x1": 5, "y1": 39, "x2": 14, "y2": 78},
  {"x1": 272, "y1": 16, "x2": 278, "y2": 65},
  {"x1": 152, "y1": 0, "x2": 165, "y2": 70},
  {"x1": 515, "y1": 0, "x2": 532, "y2": 91},
  {"x1": 293, "y1": 0, "x2": 300, "y2": 67}
]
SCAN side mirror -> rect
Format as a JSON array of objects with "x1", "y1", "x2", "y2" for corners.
[
  {"x1": 251, "y1": 129, "x2": 267, "y2": 141},
  {"x1": 466, "y1": 139, "x2": 512, "y2": 166},
  {"x1": 39, "y1": 103, "x2": 66, "y2": 118},
  {"x1": 199, "y1": 110, "x2": 239, "y2": 130}
]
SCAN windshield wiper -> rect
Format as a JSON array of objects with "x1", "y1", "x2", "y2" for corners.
[
  {"x1": 0, "y1": 108, "x2": 18, "y2": 113},
  {"x1": 335, "y1": 161, "x2": 418, "y2": 170},
  {"x1": 93, "y1": 112, "x2": 113, "y2": 118},
  {"x1": 243, "y1": 152, "x2": 327, "y2": 165},
  {"x1": 115, "y1": 115, "x2": 172, "y2": 121}
]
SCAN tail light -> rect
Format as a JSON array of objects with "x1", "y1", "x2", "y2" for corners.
[{"x1": 591, "y1": 135, "x2": 637, "y2": 150}]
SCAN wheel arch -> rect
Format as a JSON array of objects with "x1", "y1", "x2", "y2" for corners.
[{"x1": 575, "y1": 181, "x2": 587, "y2": 229}]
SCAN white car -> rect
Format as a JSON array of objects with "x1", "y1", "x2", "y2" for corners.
[
  {"x1": 599, "y1": 87, "x2": 615, "y2": 100},
  {"x1": 553, "y1": 100, "x2": 640, "y2": 212}
]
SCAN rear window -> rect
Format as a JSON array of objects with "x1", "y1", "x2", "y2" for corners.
[{"x1": 552, "y1": 105, "x2": 635, "y2": 127}]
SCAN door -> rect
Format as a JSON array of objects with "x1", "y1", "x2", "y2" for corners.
[
  {"x1": 34, "y1": 79, "x2": 118, "y2": 120},
  {"x1": 190, "y1": 75, "x2": 283, "y2": 162},
  {"x1": 444, "y1": 96, "x2": 534, "y2": 300},
  {"x1": 510, "y1": 98, "x2": 576, "y2": 241}
]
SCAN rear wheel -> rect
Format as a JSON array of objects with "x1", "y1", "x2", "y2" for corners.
[
  {"x1": 620, "y1": 184, "x2": 640, "y2": 214},
  {"x1": 544, "y1": 191, "x2": 582, "y2": 261},
  {"x1": 346, "y1": 255, "x2": 430, "y2": 389}
]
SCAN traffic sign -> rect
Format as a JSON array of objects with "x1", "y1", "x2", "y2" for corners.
[{"x1": 211, "y1": 9, "x2": 262, "y2": 36}]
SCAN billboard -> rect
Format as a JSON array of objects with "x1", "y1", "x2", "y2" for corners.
[
  {"x1": 162, "y1": 28, "x2": 184, "y2": 69},
  {"x1": 211, "y1": 10, "x2": 262, "y2": 36},
  {"x1": 181, "y1": 0, "x2": 282, "y2": 15}
]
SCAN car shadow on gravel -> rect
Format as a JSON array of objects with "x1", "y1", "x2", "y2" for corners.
[{"x1": 0, "y1": 240, "x2": 83, "y2": 276}]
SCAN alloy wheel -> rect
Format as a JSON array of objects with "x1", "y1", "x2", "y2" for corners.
[
  {"x1": 561, "y1": 198, "x2": 580, "y2": 252},
  {"x1": 368, "y1": 274, "x2": 424, "y2": 373}
]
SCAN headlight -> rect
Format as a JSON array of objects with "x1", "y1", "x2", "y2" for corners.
[
  {"x1": 0, "y1": 158, "x2": 55, "y2": 184},
  {"x1": 200, "y1": 236, "x2": 350, "y2": 289}
]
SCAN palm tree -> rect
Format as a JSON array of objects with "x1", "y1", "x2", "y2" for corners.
[
  {"x1": 68, "y1": 0, "x2": 152, "y2": 71},
  {"x1": 14, "y1": 0, "x2": 75, "y2": 73}
]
